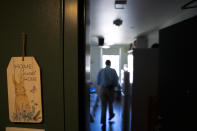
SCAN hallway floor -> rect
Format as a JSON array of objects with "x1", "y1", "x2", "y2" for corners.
[{"x1": 90, "y1": 92, "x2": 131, "y2": 131}]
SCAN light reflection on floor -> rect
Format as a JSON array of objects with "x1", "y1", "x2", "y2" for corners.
[{"x1": 90, "y1": 92, "x2": 131, "y2": 131}]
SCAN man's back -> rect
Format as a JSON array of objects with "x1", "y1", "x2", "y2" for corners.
[
  {"x1": 96, "y1": 60, "x2": 117, "y2": 126},
  {"x1": 97, "y1": 66, "x2": 118, "y2": 88}
]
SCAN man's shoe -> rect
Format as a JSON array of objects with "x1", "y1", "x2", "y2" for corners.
[
  {"x1": 101, "y1": 123, "x2": 106, "y2": 131},
  {"x1": 108, "y1": 113, "x2": 115, "y2": 120},
  {"x1": 90, "y1": 114, "x2": 94, "y2": 123}
]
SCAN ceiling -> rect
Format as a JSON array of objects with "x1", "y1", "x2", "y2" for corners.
[{"x1": 88, "y1": 0, "x2": 197, "y2": 45}]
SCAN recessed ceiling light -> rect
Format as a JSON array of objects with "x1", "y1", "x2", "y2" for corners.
[
  {"x1": 115, "y1": 0, "x2": 127, "y2": 9},
  {"x1": 101, "y1": 45, "x2": 110, "y2": 49}
]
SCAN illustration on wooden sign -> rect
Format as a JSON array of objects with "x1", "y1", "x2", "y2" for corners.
[{"x1": 7, "y1": 57, "x2": 42, "y2": 123}]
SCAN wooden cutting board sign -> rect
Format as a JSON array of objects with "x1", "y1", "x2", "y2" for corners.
[
  {"x1": 6, "y1": 127, "x2": 45, "y2": 131},
  {"x1": 7, "y1": 57, "x2": 42, "y2": 123}
]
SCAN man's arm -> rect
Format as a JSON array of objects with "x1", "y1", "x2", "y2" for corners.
[
  {"x1": 96, "y1": 70, "x2": 102, "y2": 86},
  {"x1": 112, "y1": 69, "x2": 119, "y2": 87}
]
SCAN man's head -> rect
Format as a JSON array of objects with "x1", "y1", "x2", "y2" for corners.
[
  {"x1": 105, "y1": 60, "x2": 111, "y2": 66},
  {"x1": 151, "y1": 43, "x2": 159, "y2": 48}
]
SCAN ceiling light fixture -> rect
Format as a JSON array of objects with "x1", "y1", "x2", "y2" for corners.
[
  {"x1": 113, "y1": 18, "x2": 123, "y2": 26},
  {"x1": 101, "y1": 45, "x2": 110, "y2": 49},
  {"x1": 115, "y1": 0, "x2": 127, "y2": 9}
]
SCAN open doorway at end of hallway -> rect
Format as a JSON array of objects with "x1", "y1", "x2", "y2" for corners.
[
  {"x1": 102, "y1": 55, "x2": 120, "y2": 77},
  {"x1": 88, "y1": 48, "x2": 133, "y2": 131}
]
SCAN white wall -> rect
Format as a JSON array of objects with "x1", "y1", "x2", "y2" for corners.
[
  {"x1": 147, "y1": 30, "x2": 159, "y2": 48},
  {"x1": 90, "y1": 46, "x2": 102, "y2": 84},
  {"x1": 136, "y1": 36, "x2": 148, "y2": 48},
  {"x1": 120, "y1": 47, "x2": 129, "y2": 70}
]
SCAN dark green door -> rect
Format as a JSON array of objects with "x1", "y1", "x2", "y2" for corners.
[
  {"x1": 158, "y1": 16, "x2": 197, "y2": 131},
  {"x1": 0, "y1": 0, "x2": 64, "y2": 130}
]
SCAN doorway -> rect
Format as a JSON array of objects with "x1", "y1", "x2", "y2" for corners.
[
  {"x1": 102, "y1": 55, "x2": 120, "y2": 76},
  {"x1": 88, "y1": 45, "x2": 133, "y2": 131}
]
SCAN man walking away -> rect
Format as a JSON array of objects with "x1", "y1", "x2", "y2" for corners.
[{"x1": 96, "y1": 60, "x2": 119, "y2": 127}]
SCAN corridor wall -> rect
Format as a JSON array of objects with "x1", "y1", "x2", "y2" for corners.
[{"x1": 132, "y1": 49, "x2": 159, "y2": 131}]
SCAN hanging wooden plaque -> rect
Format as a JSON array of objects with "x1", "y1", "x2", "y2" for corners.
[
  {"x1": 6, "y1": 127, "x2": 45, "y2": 131},
  {"x1": 7, "y1": 57, "x2": 42, "y2": 123}
]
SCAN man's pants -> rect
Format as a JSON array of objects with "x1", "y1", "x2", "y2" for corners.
[{"x1": 99, "y1": 87, "x2": 114, "y2": 124}]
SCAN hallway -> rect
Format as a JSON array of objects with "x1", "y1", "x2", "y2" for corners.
[{"x1": 90, "y1": 91, "x2": 132, "y2": 131}]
